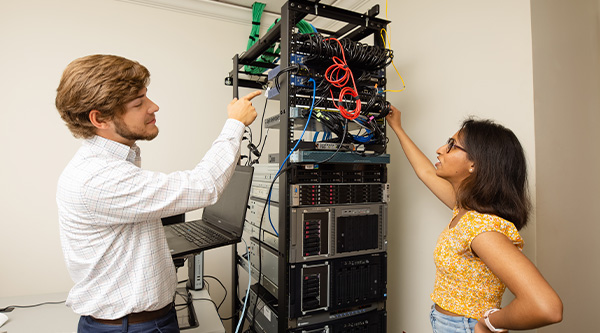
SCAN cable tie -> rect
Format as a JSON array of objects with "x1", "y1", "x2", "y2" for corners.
[{"x1": 252, "y1": 21, "x2": 261, "y2": 25}]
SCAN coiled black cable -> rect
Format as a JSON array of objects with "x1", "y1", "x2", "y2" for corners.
[{"x1": 294, "y1": 33, "x2": 393, "y2": 70}]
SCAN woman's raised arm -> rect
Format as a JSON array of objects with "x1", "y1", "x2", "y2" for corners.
[{"x1": 386, "y1": 106, "x2": 456, "y2": 208}]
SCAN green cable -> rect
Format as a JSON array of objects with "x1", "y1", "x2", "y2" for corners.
[
  {"x1": 244, "y1": 2, "x2": 267, "y2": 74},
  {"x1": 246, "y1": 2, "x2": 265, "y2": 54},
  {"x1": 244, "y1": 2, "x2": 315, "y2": 74},
  {"x1": 296, "y1": 19, "x2": 314, "y2": 34}
]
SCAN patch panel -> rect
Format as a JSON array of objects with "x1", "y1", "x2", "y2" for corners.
[{"x1": 246, "y1": 198, "x2": 279, "y2": 229}]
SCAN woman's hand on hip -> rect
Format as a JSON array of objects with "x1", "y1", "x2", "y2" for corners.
[{"x1": 475, "y1": 320, "x2": 493, "y2": 333}]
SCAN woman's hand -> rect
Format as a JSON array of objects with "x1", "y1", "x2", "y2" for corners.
[
  {"x1": 471, "y1": 232, "x2": 563, "y2": 330},
  {"x1": 475, "y1": 320, "x2": 493, "y2": 333},
  {"x1": 385, "y1": 105, "x2": 402, "y2": 132}
]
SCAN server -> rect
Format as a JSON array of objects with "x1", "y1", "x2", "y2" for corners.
[{"x1": 229, "y1": 1, "x2": 393, "y2": 331}]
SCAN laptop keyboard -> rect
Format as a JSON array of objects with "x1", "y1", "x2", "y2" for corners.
[{"x1": 170, "y1": 221, "x2": 229, "y2": 246}]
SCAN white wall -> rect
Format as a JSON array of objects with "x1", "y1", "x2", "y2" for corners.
[
  {"x1": 0, "y1": 1, "x2": 271, "y2": 328},
  {"x1": 385, "y1": 1, "x2": 537, "y2": 332},
  {"x1": 0, "y1": 0, "x2": 549, "y2": 332}
]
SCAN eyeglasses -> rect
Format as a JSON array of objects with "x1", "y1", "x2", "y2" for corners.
[{"x1": 446, "y1": 137, "x2": 468, "y2": 154}]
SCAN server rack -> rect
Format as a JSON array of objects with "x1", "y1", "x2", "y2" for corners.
[{"x1": 227, "y1": 1, "x2": 392, "y2": 331}]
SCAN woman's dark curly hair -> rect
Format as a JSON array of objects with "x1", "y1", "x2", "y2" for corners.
[{"x1": 456, "y1": 118, "x2": 531, "y2": 230}]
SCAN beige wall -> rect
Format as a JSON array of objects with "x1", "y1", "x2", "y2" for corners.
[
  {"x1": 531, "y1": 0, "x2": 600, "y2": 331},
  {"x1": 385, "y1": 1, "x2": 537, "y2": 331}
]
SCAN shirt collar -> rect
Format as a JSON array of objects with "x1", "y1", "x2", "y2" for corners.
[{"x1": 85, "y1": 135, "x2": 140, "y2": 165}]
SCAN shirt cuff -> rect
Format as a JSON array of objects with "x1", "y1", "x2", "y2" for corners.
[{"x1": 223, "y1": 118, "x2": 246, "y2": 138}]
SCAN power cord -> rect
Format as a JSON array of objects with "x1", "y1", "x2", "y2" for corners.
[
  {"x1": 0, "y1": 300, "x2": 65, "y2": 313},
  {"x1": 203, "y1": 275, "x2": 227, "y2": 312},
  {"x1": 248, "y1": 95, "x2": 270, "y2": 166}
]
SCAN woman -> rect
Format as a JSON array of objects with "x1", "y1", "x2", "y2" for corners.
[{"x1": 386, "y1": 106, "x2": 562, "y2": 332}]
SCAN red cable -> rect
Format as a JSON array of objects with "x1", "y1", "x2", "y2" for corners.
[{"x1": 324, "y1": 38, "x2": 361, "y2": 120}]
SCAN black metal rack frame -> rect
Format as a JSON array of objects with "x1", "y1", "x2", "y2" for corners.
[{"x1": 228, "y1": 1, "x2": 390, "y2": 331}]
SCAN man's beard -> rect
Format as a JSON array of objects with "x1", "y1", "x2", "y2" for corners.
[{"x1": 113, "y1": 116, "x2": 158, "y2": 142}]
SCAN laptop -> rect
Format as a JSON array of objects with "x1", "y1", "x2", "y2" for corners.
[{"x1": 164, "y1": 165, "x2": 254, "y2": 258}]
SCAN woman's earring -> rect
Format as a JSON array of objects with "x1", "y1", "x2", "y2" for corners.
[{"x1": 469, "y1": 168, "x2": 474, "y2": 173}]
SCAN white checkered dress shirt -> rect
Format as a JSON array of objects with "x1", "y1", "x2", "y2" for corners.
[{"x1": 57, "y1": 119, "x2": 245, "y2": 319}]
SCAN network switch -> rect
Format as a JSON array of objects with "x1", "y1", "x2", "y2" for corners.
[{"x1": 246, "y1": 198, "x2": 279, "y2": 233}]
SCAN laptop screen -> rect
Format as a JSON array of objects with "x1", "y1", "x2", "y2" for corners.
[{"x1": 201, "y1": 165, "x2": 254, "y2": 236}]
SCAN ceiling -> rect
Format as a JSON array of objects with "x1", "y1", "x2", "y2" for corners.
[
  {"x1": 208, "y1": 0, "x2": 381, "y2": 30},
  {"x1": 118, "y1": 0, "x2": 383, "y2": 32},
  {"x1": 212, "y1": 0, "x2": 342, "y2": 15}
]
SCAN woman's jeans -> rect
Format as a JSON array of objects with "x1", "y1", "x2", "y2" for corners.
[
  {"x1": 77, "y1": 306, "x2": 180, "y2": 333},
  {"x1": 430, "y1": 305, "x2": 477, "y2": 333}
]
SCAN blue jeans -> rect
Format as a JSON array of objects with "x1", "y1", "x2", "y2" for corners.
[
  {"x1": 77, "y1": 306, "x2": 180, "y2": 333},
  {"x1": 430, "y1": 306, "x2": 477, "y2": 333}
]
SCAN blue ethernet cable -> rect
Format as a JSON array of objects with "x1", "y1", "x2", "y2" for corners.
[
  {"x1": 267, "y1": 78, "x2": 317, "y2": 236},
  {"x1": 235, "y1": 237, "x2": 252, "y2": 333}
]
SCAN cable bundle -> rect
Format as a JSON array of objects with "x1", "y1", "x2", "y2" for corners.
[
  {"x1": 323, "y1": 38, "x2": 361, "y2": 120},
  {"x1": 311, "y1": 110, "x2": 386, "y2": 147},
  {"x1": 244, "y1": 2, "x2": 271, "y2": 74},
  {"x1": 246, "y1": 2, "x2": 265, "y2": 52},
  {"x1": 362, "y1": 87, "x2": 391, "y2": 119},
  {"x1": 295, "y1": 33, "x2": 393, "y2": 70},
  {"x1": 244, "y1": 5, "x2": 315, "y2": 75}
]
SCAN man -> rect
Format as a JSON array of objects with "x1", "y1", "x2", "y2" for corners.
[{"x1": 55, "y1": 54, "x2": 260, "y2": 332}]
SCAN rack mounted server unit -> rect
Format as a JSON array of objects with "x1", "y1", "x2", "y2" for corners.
[{"x1": 246, "y1": 282, "x2": 387, "y2": 333}]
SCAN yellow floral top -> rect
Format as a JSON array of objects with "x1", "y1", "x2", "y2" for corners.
[{"x1": 431, "y1": 208, "x2": 524, "y2": 319}]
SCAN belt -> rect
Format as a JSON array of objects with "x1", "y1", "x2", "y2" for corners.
[{"x1": 91, "y1": 303, "x2": 173, "y2": 325}]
